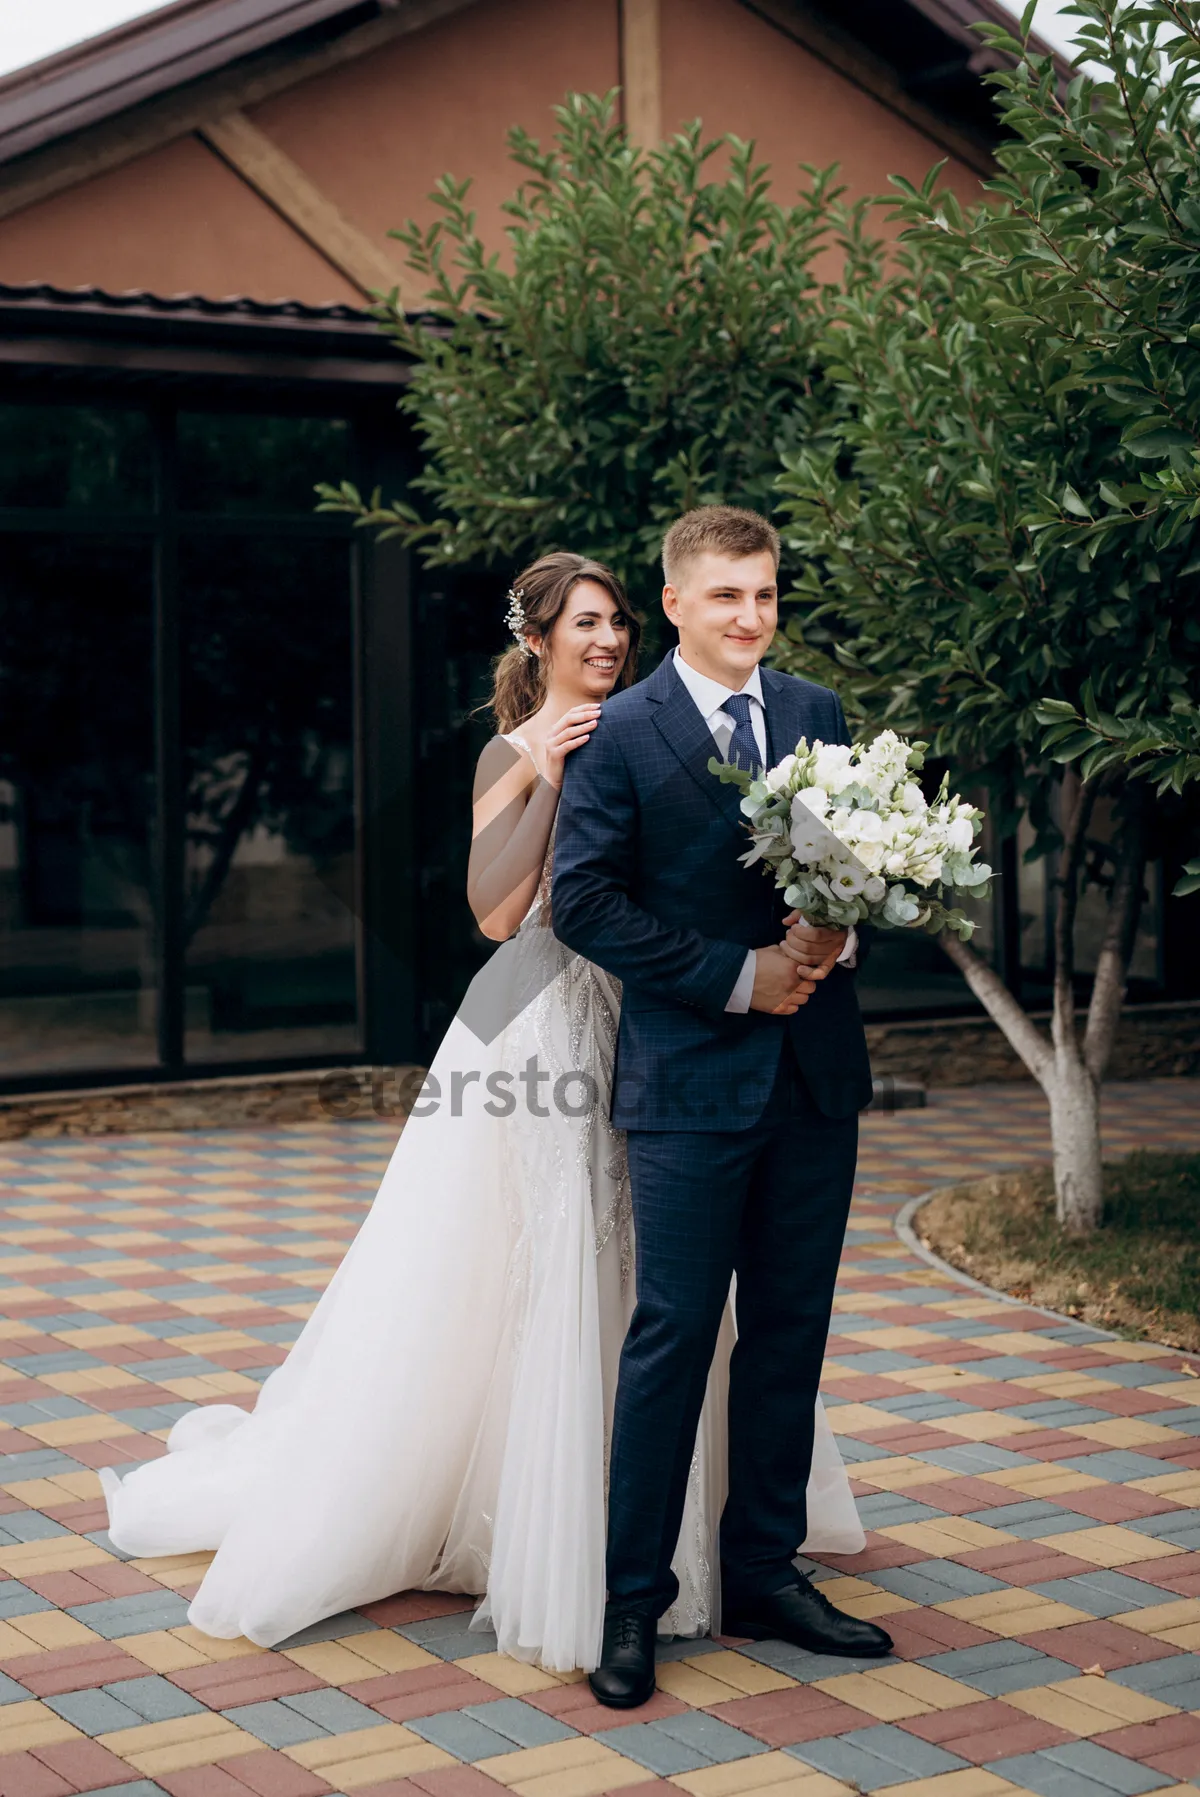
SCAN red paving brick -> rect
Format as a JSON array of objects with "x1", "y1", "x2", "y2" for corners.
[
  {"x1": 900, "y1": 1697, "x2": 1074, "y2": 1761},
  {"x1": 1019, "y1": 1619, "x2": 1179, "y2": 1670},
  {"x1": 33, "y1": 1738, "x2": 144, "y2": 1791},
  {"x1": 172, "y1": 1655, "x2": 327, "y2": 1707},
  {"x1": 5, "y1": 1641, "x2": 153, "y2": 1696},
  {"x1": 0, "y1": 1753, "x2": 76, "y2": 1797},
  {"x1": 707, "y1": 1686, "x2": 866, "y2": 1745},
  {"x1": 216, "y1": 1751, "x2": 334, "y2": 1797}
]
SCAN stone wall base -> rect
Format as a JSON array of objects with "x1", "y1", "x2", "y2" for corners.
[
  {"x1": 867, "y1": 1000, "x2": 1200, "y2": 1088},
  {"x1": 1, "y1": 1000, "x2": 1196, "y2": 1138}
]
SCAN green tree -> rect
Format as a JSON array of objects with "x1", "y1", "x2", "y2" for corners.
[
  {"x1": 772, "y1": 9, "x2": 1200, "y2": 1233},
  {"x1": 318, "y1": 92, "x2": 861, "y2": 620}
]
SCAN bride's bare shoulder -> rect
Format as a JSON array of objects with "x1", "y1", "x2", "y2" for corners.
[{"x1": 473, "y1": 732, "x2": 537, "y2": 805}]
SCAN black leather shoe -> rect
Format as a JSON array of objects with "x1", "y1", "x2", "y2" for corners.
[
  {"x1": 724, "y1": 1572, "x2": 893, "y2": 1658},
  {"x1": 588, "y1": 1606, "x2": 657, "y2": 1708}
]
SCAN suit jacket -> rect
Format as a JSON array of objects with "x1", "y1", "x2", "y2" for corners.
[{"x1": 551, "y1": 651, "x2": 874, "y2": 1131}]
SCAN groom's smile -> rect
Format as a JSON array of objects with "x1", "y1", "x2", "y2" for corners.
[{"x1": 661, "y1": 547, "x2": 779, "y2": 689}]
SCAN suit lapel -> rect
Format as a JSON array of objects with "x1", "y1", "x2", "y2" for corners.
[
  {"x1": 760, "y1": 666, "x2": 820, "y2": 762},
  {"x1": 646, "y1": 655, "x2": 747, "y2": 834}
]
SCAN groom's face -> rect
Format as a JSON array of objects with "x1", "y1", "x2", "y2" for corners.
[{"x1": 662, "y1": 550, "x2": 778, "y2": 688}]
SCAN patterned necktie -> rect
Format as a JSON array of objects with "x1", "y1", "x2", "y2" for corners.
[{"x1": 723, "y1": 691, "x2": 760, "y2": 773}]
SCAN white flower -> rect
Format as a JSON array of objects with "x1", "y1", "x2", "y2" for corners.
[
  {"x1": 829, "y1": 863, "x2": 867, "y2": 897},
  {"x1": 898, "y1": 782, "x2": 925, "y2": 814},
  {"x1": 764, "y1": 754, "x2": 798, "y2": 793},
  {"x1": 946, "y1": 814, "x2": 974, "y2": 852},
  {"x1": 863, "y1": 875, "x2": 887, "y2": 904},
  {"x1": 790, "y1": 814, "x2": 828, "y2": 860},
  {"x1": 811, "y1": 742, "x2": 853, "y2": 791}
]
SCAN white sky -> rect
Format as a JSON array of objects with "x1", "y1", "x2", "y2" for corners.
[{"x1": 0, "y1": 0, "x2": 1087, "y2": 80}]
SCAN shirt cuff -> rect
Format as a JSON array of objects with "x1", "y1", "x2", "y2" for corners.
[
  {"x1": 725, "y1": 949, "x2": 757, "y2": 1013},
  {"x1": 837, "y1": 926, "x2": 858, "y2": 969}
]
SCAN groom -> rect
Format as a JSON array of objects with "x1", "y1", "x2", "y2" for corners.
[{"x1": 552, "y1": 505, "x2": 890, "y2": 1706}]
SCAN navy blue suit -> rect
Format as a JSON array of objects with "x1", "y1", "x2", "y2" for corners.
[{"x1": 551, "y1": 651, "x2": 872, "y2": 1615}]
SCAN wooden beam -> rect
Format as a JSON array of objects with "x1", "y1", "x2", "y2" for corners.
[
  {"x1": 198, "y1": 110, "x2": 408, "y2": 301},
  {"x1": 620, "y1": 0, "x2": 661, "y2": 147},
  {"x1": 736, "y1": 0, "x2": 997, "y2": 178},
  {"x1": 0, "y1": 0, "x2": 481, "y2": 226}
]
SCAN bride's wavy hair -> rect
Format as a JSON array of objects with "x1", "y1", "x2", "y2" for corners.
[{"x1": 489, "y1": 553, "x2": 641, "y2": 734}]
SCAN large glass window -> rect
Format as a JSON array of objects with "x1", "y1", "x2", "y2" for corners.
[{"x1": 0, "y1": 398, "x2": 362, "y2": 1083}]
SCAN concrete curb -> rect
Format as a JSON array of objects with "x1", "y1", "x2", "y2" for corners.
[{"x1": 894, "y1": 1187, "x2": 1200, "y2": 1371}]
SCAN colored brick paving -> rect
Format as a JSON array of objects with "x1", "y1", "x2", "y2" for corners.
[{"x1": 0, "y1": 1078, "x2": 1196, "y2": 1797}]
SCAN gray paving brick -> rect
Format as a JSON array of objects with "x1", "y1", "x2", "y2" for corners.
[
  {"x1": 46, "y1": 1687, "x2": 146, "y2": 1734},
  {"x1": 593, "y1": 1722, "x2": 709, "y2": 1776},
  {"x1": 1091, "y1": 1364, "x2": 1193, "y2": 1388},
  {"x1": 964, "y1": 1500, "x2": 1076, "y2": 1534},
  {"x1": 1139, "y1": 1405, "x2": 1200, "y2": 1428},
  {"x1": 654, "y1": 1636, "x2": 722, "y2": 1661},
  {"x1": 283, "y1": 1689, "x2": 389, "y2": 1733},
  {"x1": 961, "y1": 1357, "x2": 1053, "y2": 1379},
  {"x1": 0, "y1": 1581, "x2": 54, "y2": 1621},
  {"x1": 916, "y1": 1443, "x2": 1037, "y2": 1475},
  {"x1": 855, "y1": 1494, "x2": 943, "y2": 1527},
  {"x1": 0, "y1": 1398, "x2": 94, "y2": 1424},
  {"x1": 872, "y1": 1562, "x2": 1004, "y2": 1605},
  {"x1": 655, "y1": 1711, "x2": 768, "y2": 1763},
  {"x1": 2, "y1": 1351, "x2": 99, "y2": 1374},
  {"x1": 788, "y1": 1724, "x2": 967, "y2": 1789},
  {"x1": 1125, "y1": 1510, "x2": 1200, "y2": 1547},
  {"x1": 739, "y1": 1642, "x2": 898, "y2": 1681},
  {"x1": 1059, "y1": 1451, "x2": 1181, "y2": 1484},
  {"x1": 831, "y1": 1350, "x2": 925, "y2": 1374},
  {"x1": 397, "y1": 1611, "x2": 495, "y2": 1659},
  {"x1": 105, "y1": 1675, "x2": 206, "y2": 1722},
  {"x1": 1007, "y1": 1402, "x2": 1113, "y2": 1426},
  {"x1": 1110, "y1": 1653, "x2": 1200, "y2": 1705},
  {"x1": 835, "y1": 1437, "x2": 895, "y2": 1463},
  {"x1": 920, "y1": 1642, "x2": 1078, "y2": 1696},
  {"x1": 461, "y1": 1699, "x2": 576, "y2": 1748},
  {"x1": 111, "y1": 1406, "x2": 193, "y2": 1432},
  {"x1": 1029, "y1": 1570, "x2": 1180, "y2": 1616},
  {"x1": 0, "y1": 1670, "x2": 30, "y2": 1705},
  {"x1": 0, "y1": 1448, "x2": 84, "y2": 1479},
  {"x1": 71, "y1": 1784, "x2": 167, "y2": 1797},
  {"x1": 224, "y1": 1700, "x2": 330, "y2": 1748},
  {"x1": 409, "y1": 1711, "x2": 520, "y2": 1762},
  {"x1": 988, "y1": 1742, "x2": 1172, "y2": 1796},
  {"x1": 66, "y1": 1591, "x2": 192, "y2": 1637},
  {"x1": 871, "y1": 1394, "x2": 975, "y2": 1421},
  {"x1": 273, "y1": 1610, "x2": 380, "y2": 1649},
  {"x1": 0, "y1": 1512, "x2": 71, "y2": 1543}
]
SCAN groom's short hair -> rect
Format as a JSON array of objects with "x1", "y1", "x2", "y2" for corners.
[{"x1": 662, "y1": 505, "x2": 781, "y2": 586}]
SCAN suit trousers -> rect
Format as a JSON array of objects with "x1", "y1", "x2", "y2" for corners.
[{"x1": 606, "y1": 1033, "x2": 857, "y2": 1617}]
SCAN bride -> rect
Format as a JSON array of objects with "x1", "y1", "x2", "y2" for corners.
[{"x1": 101, "y1": 552, "x2": 864, "y2": 1672}]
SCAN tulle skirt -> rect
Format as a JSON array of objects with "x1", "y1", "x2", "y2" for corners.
[{"x1": 102, "y1": 913, "x2": 864, "y2": 1668}]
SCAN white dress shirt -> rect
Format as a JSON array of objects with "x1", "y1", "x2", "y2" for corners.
[{"x1": 670, "y1": 647, "x2": 857, "y2": 1012}]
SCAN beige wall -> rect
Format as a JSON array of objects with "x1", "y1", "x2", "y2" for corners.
[
  {"x1": 0, "y1": 133, "x2": 361, "y2": 303},
  {"x1": 0, "y1": 0, "x2": 982, "y2": 304},
  {"x1": 662, "y1": 0, "x2": 981, "y2": 213}
]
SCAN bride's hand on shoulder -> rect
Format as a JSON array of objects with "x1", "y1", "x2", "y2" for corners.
[{"x1": 543, "y1": 705, "x2": 602, "y2": 790}]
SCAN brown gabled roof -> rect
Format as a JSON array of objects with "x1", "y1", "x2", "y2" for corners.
[{"x1": 0, "y1": 0, "x2": 402, "y2": 165}]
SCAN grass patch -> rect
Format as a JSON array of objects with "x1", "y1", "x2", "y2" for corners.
[{"x1": 917, "y1": 1151, "x2": 1200, "y2": 1353}]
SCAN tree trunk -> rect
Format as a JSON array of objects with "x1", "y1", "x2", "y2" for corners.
[{"x1": 1046, "y1": 1046, "x2": 1102, "y2": 1234}]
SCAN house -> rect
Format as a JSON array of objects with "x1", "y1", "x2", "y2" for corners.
[{"x1": 8, "y1": 0, "x2": 1166, "y2": 1100}]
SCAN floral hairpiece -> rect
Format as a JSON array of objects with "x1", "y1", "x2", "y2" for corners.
[{"x1": 505, "y1": 586, "x2": 534, "y2": 657}]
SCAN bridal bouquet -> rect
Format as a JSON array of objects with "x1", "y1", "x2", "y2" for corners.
[{"x1": 710, "y1": 730, "x2": 992, "y2": 940}]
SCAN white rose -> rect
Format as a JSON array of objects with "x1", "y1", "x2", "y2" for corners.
[
  {"x1": 946, "y1": 815, "x2": 974, "y2": 852},
  {"x1": 863, "y1": 875, "x2": 887, "y2": 904},
  {"x1": 812, "y1": 743, "x2": 853, "y2": 790},
  {"x1": 764, "y1": 754, "x2": 798, "y2": 793},
  {"x1": 899, "y1": 782, "x2": 925, "y2": 814}
]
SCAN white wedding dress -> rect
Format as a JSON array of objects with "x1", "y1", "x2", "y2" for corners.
[{"x1": 101, "y1": 732, "x2": 864, "y2": 1670}]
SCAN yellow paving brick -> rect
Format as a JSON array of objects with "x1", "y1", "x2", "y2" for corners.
[
  {"x1": 963, "y1": 1333, "x2": 1059, "y2": 1357},
  {"x1": 814, "y1": 1670, "x2": 934, "y2": 1721},
  {"x1": 815, "y1": 1577, "x2": 916, "y2": 1621},
  {"x1": 100, "y1": 1712, "x2": 262, "y2": 1776},
  {"x1": 283, "y1": 1639, "x2": 419, "y2": 1684},
  {"x1": 656, "y1": 1660, "x2": 747, "y2": 1706},
  {"x1": 479, "y1": 1737, "x2": 635, "y2": 1789},
  {"x1": 335, "y1": 1745, "x2": 458, "y2": 1789},
  {"x1": 287, "y1": 1723, "x2": 426, "y2": 1771},
  {"x1": 671, "y1": 1753, "x2": 852, "y2": 1797},
  {"x1": 168, "y1": 1625, "x2": 264, "y2": 1661},
  {"x1": 851, "y1": 1457, "x2": 950, "y2": 1492},
  {"x1": 7, "y1": 1612, "x2": 101, "y2": 1652},
  {"x1": 1037, "y1": 1525, "x2": 1183, "y2": 1567},
  {"x1": 1111, "y1": 1598, "x2": 1200, "y2": 1637},
  {"x1": 825, "y1": 1404, "x2": 900, "y2": 1436},
  {"x1": 1129, "y1": 1471, "x2": 1200, "y2": 1505},
  {"x1": 0, "y1": 1700, "x2": 81, "y2": 1753},
  {"x1": 0, "y1": 1619, "x2": 48, "y2": 1658},
  {"x1": 130, "y1": 1551, "x2": 215, "y2": 1590},
  {"x1": 0, "y1": 1536, "x2": 113, "y2": 1576},
  {"x1": 979, "y1": 1465, "x2": 1105, "y2": 1498},
  {"x1": 54, "y1": 1325, "x2": 156, "y2": 1348},
  {"x1": 1010, "y1": 1373, "x2": 1115, "y2": 1398},
  {"x1": 882, "y1": 1774, "x2": 1027, "y2": 1797},
  {"x1": 934, "y1": 1590, "x2": 1091, "y2": 1636},
  {"x1": 1009, "y1": 1675, "x2": 1176, "y2": 1736},
  {"x1": 1067, "y1": 1419, "x2": 1184, "y2": 1448},
  {"x1": 161, "y1": 1373, "x2": 261, "y2": 1400},
  {"x1": 684, "y1": 1651, "x2": 795, "y2": 1696},
  {"x1": 335, "y1": 1630, "x2": 439, "y2": 1674},
  {"x1": 1100, "y1": 1341, "x2": 1174, "y2": 1362},
  {"x1": 1142, "y1": 1380, "x2": 1200, "y2": 1401},
  {"x1": 862, "y1": 1664, "x2": 987, "y2": 1711},
  {"x1": 841, "y1": 1328, "x2": 945, "y2": 1349},
  {"x1": 457, "y1": 1651, "x2": 564, "y2": 1694},
  {"x1": 882, "y1": 1518, "x2": 1016, "y2": 1556},
  {"x1": 121, "y1": 1630, "x2": 211, "y2": 1673},
  {"x1": 40, "y1": 1367, "x2": 143, "y2": 1395}
]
